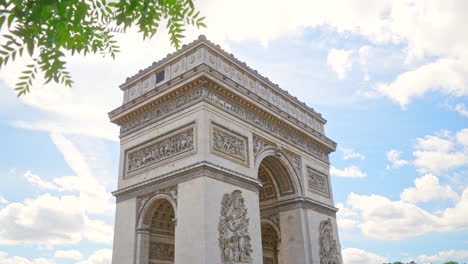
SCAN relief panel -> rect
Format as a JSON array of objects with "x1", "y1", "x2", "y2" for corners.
[
  {"x1": 149, "y1": 242, "x2": 174, "y2": 261},
  {"x1": 307, "y1": 166, "x2": 330, "y2": 197},
  {"x1": 124, "y1": 123, "x2": 196, "y2": 177},
  {"x1": 319, "y1": 218, "x2": 342, "y2": 264},
  {"x1": 210, "y1": 122, "x2": 249, "y2": 167},
  {"x1": 219, "y1": 190, "x2": 253, "y2": 263}
]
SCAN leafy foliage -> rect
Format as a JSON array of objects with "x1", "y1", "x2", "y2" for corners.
[{"x1": 0, "y1": 0, "x2": 206, "y2": 96}]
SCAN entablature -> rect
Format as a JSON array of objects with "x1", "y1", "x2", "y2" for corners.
[{"x1": 109, "y1": 73, "x2": 336, "y2": 164}]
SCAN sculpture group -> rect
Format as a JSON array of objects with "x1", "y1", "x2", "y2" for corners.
[{"x1": 219, "y1": 190, "x2": 253, "y2": 263}]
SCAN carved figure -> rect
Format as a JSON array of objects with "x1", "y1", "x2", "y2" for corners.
[
  {"x1": 219, "y1": 190, "x2": 253, "y2": 263},
  {"x1": 319, "y1": 218, "x2": 341, "y2": 264}
]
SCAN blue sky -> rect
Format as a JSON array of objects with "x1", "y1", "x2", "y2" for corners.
[{"x1": 0, "y1": 1, "x2": 467, "y2": 264}]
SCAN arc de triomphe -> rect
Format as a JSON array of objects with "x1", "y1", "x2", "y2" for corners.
[{"x1": 109, "y1": 35, "x2": 342, "y2": 264}]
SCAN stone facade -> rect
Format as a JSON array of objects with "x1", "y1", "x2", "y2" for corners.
[{"x1": 109, "y1": 36, "x2": 342, "y2": 264}]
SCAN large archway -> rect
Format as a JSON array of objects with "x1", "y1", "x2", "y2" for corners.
[
  {"x1": 137, "y1": 196, "x2": 176, "y2": 264},
  {"x1": 148, "y1": 199, "x2": 175, "y2": 263},
  {"x1": 257, "y1": 155, "x2": 299, "y2": 264},
  {"x1": 261, "y1": 221, "x2": 280, "y2": 264}
]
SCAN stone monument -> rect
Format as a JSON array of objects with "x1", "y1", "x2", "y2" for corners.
[{"x1": 109, "y1": 35, "x2": 342, "y2": 264}]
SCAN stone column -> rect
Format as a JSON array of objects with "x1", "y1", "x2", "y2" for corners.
[
  {"x1": 175, "y1": 175, "x2": 262, "y2": 264},
  {"x1": 278, "y1": 208, "x2": 312, "y2": 264},
  {"x1": 112, "y1": 198, "x2": 137, "y2": 264},
  {"x1": 135, "y1": 229, "x2": 150, "y2": 264}
]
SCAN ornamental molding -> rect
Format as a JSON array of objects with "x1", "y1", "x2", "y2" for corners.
[
  {"x1": 210, "y1": 122, "x2": 249, "y2": 167},
  {"x1": 219, "y1": 190, "x2": 253, "y2": 263},
  {"x1": 115, "y1": 80, "x2": 333, "y2": 162},
  {"x1": 253, "y1": 134, "x2": 276, "y2": 163},
  {"x1": 262, "y1": 212, "x2": 280, "y2": 235},
  {"x1": 282, "y1": 149, "x2": 303, "y2": 180},
  {"x1": 124, "y1": 123, "x2": 196, "y2": 177},
  {"x1": 136, "y1": 185, "x2": 178, "y2": 218},
  {"x1": 307, "y1": 166, "x2": 330, "y2": 197},
  {"x1": 319, "y1": 218, "x2": 342, "y2": 264}
]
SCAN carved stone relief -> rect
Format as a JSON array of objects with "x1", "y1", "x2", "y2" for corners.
[
  {"x1": 125, "y1": 125, "x2": 195, "y2": 175},
  {"x1": 211, "y1": 123, "x2": 249, "y2": 166},
  {"x1": 265, "y1": 213, "x2": 280, "y2": 230},
  {"x1": 253, "y1": 134, "x2": 276, "y2": 162},
  {"x1": 282, "y1": 149, "x2": 302, "y2": 179},
  {"x1": 307, "y1": 167, "x2": 330, "y2": 197},
  {"x1": 219, "y1": 190, "x2": 253, "y2": 263},
  {"x1": 137, "y1": 185, "x2": 178, "y2": 217},
  {"x1": 149, "y1": 242, "x2": 174, "y2": 261},
  {"x1": 319, "y1": 218, "x2": 341, "y2": 264}
]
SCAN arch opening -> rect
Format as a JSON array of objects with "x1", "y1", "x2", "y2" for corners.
[
  {"x1": 147, "y1": 199, "x2": 175, "y2": 264},
  {"x1": 261, "y1": 222, "x2": 280, "y2": 264},
  {"x1": 258, "y1": 155, "x2": 298, "y2": 264}
]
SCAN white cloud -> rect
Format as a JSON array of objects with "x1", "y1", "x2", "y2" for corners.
[
  {"x1": 197, "y1": 0, "x2": 468, "y2": 105},
  {"x1": 457, "y1": 128, "x2": 468, "y2": 146},
  {"x1": 342, "y1": 248, "x2": 387, "y2": 264},
  {"x1": 358, "y1": 46, "x2": 373, "y2": 81},
  {"x1": 0, "y1": 132, "x2": 114, "y2": 246},
  {"x1": 336, "y1": 203, "x2": 360, "y2": 229},
  {"x1": 451, "y1": 103, "x2": 468, "y2": 117},
  {"x1": 330, "y1": 166, "x2": 367, "y2": 178},
  {"x1": 327, "y1": 49, "x2": 354, "y2": 80},
  {"x1": 23, "y1": 171, "x2": 59, "y2": 190},
  {"x1": 341, "y1": 148, "x2": 365, "y2": 160},
  {"x1": 54, "y1": 250, "x2": 83, "y2": 260},
  {"x1": 400, "y1": 174, "x2": 459, "y2": 204},
  {"x1": 0, "y1": 251, "x2": 54, "y2": 264},
  {"x1": 49, "y1": 133, "x2": 114, "y2": 215},
  {"x1": 76, "y1": 249, "x2": 112, "y2": 264},
  {"x1": 0, "y1": 194, "x2": 113, "y2": 246},
  {"x1": 376, "y1": 58, "x2": 468, "y2": 108},
  {"x1": 386, "y1": 149, "x2": 410, "y2": 169},
  {"x1": 418, "y1": 249, "x2": 468, "y2": 262},
  {"x1": 339, "y1": 184, "x2": 468, "y2": 240},
  {"x1": 413, "y1": 129, "x2": 468, "y2": 173},
  {"x1": 0, "y1": 197, "x2": 7, "y2": 204}
]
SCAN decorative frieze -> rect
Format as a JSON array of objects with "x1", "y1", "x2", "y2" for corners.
[
  {"x1": 219, "y1": 190, "x2": 253, "y2": 263},
  {"x1": 307, "y1": 167, "x2": 330, "y2": 197},
  {"x1": 253, "y1": 134, "x2": 276, "y2": 162},
  {"x1": 149, "y1": 242, "x2": 174, "y2": 261},
  {"x1": 120, "y1": 88, "x2": 204, "y2": 135},
  {"x1": 210, "y1": 123, "x2": 249, "y2": 166},
  {"x1": 125, "y1": 124, "x2": 195, "y2": 176},
  {"x1": 319, "y1": 218, "x2": 342, "y2": 264}
]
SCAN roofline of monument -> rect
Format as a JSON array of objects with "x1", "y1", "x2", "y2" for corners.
[{"x1": 117, "y1": 35, "x2": 327, "y2": 124}]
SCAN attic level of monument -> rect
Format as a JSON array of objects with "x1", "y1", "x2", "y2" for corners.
[{"x1": 108, "y1": 35, "x2": 336, "y2": 154}]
